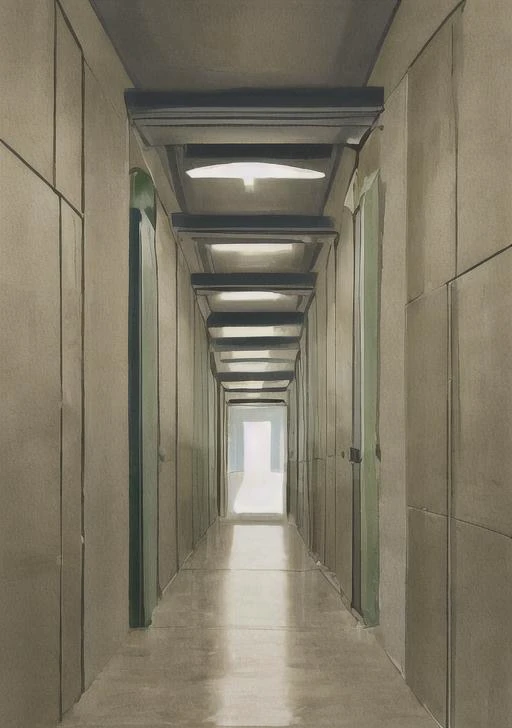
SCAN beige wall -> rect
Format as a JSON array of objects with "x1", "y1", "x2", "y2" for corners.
[
  {"x1": 371, "y1": 1, "x2": 512, "y2": 726},
  {"x1": 0, "y1": 3, "x2": 216, "y2": 726},
  {"x1": 293, "y1": 3, "x2": 512, "y2": 727}
]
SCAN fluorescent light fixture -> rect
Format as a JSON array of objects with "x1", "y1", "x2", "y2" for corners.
[
  {"x1": 217, "y1": 291, "x2": 284, "y2": 303},
  {"x1": 210, "y1": 243, "x2": 294, "y2": 254},
  {"x1": 186, "y1": 162, "x2": 325, "y2": 191},
  {"x1": 221, "y1": 350, "x2": 273, "y2": 361},
  {"x1": 220, "y1": 350, "x2": 297, "y2": 361},
  {"x1": 214, "y1": 326, "x2": 277, "y2": 338},
  {"x1": 224, "y1": 362, "x2": 291, "y2": 373}
]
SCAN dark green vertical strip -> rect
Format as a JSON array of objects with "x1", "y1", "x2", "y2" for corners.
[{"x1": 128, "y1": 208, "x2": 143, "y2": 627}]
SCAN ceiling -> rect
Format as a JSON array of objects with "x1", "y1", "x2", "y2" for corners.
[{"x1": 90, "y1": 0, "x2": 396, "y2": 394}]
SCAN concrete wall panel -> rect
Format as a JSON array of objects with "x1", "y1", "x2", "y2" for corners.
[
  {"x1": 56, "y1": 8, "x2": 83, "y2": 211},
  {"x1": 312, "y1": 459, "x2": 326, "y2": 562},
  {"x1": 326, "y1": 245, "x2": 336, "y2": 458},
  {"x1": 452, "y1": 249, "x2": 512, "y2": 536},
  {"x1": 406, "y1": 508, "x2": 447, "y2": 726},
  {"x1": 406, "y1": 286, "x2": 448, "y2": 515},
  {"x1": 176, "y1": 251, "x2": 194, "y2": 564},
  {"x1": 370, "y1": 0, "x2": 460, "y2": 98},
  {"x1": 0, "y1": 0, "x2": 54, "y2": 181},
  {"x1": 83, "y1": 68, "x2": 129, "y2": 687},
  {"x1": 334, "y1": 455, "x2": 352, "y2": 601},
  {"x1": 60, "y1": 200, "x2": 83, "y2": 713},
  {"x1": 334, "y1": 207, "x2": 354, "y2": 599},
  {"x1": 377, "y1": 78, "x2": 408, "y2": 670},
  {"x1": 59, "y1": 0, "x2": 131, "y2": 119},
  {"x1": 455, "y1": 0, "x2": 512, "y2": 272},
  {"x1": 452, "y1": 520, "x2": 512, "y2": 728},
  {"x1": 324, "y1": 456, "x2": 336, "y2": 571},
  {"x1": 407, "y1": 20, "x2": 456, "y2": 301},
  {"x1": 0, "y1": 146, "x2": 60, "y2": 727},
  {"x1": 156, "y1": 201, "x2": 178, "y2": 590}
]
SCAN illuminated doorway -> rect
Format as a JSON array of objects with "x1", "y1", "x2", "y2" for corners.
[{"x1": 227, "y1": 404, "x2": 287, "y2": 519}]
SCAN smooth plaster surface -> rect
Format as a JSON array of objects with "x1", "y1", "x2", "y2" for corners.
[
  {"x1": 452, "y1": 520, "x2": 512, "y2": 728},
  {"x1": 455, "y1": 0, "x2": 512, "y2": 273},
  {"x1": 61, "y1": 523, "x2": 436, "y2": 728},
  {"x1": 375, "y1": 78, "x2": 408, "y2": 670},
  {"x1": 452, "y1": 248, "x2": 512, "y2": 536},
  {"x1": 83, "y1": 67, "x2": 129, "y2": 687},
  {"x1": 406, "y1": 509, "x2": 448, "y2": 727},
  {"x1": 334, "y1": 207, "x2": 354, "y2": 600},
  {"x1": 176, "y1": 250, "x2": 195, "y2": 565},
  {"x1": 406, "y1": 286, "x2": 448, "y2": 515},
  {"x1": 0, "y1": 0, "x2": 55, "y2": 181},
  {"x1": 407, "y1": 19, "x2": 456, "y2": 301},
  {"x1": 56, "y1": 7, "x2": 83, "y2": 211},
  {"x1": 0, "y1": 145, "x2": 61, "y2": 728},
  {"x1": 61, "y1": 200, "x2": 84, "y2": 713},
  {"x1": 369, "y1": 0, "x2": 461, "y2": 98}
]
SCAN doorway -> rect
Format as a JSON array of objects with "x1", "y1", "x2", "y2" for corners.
[
  {"x1": 351, "y1": 172, "x2": 380, "y2": 626},
  {"x1": 226, "y1": 404, "x2": 287, "y2": 519},
  {"x1": 128, "y1": 170, "x2": 159, "y2": 627}
]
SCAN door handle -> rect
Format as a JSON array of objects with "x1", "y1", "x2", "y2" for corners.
[{"x1": 349, "y1": 447, "x2": 362, "y2": 464}]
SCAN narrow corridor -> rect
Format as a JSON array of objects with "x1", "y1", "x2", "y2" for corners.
[{"x1": 61, "y1": 523, "x2": 436, "y2": 728}]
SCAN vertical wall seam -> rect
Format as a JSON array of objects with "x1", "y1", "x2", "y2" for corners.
[
  {"x1": 448, "y1": 17, "x2": 458, "y2": 725},
  {"x1": 53, "y1": 2, "x2": 57, "y2": 188},
  {"x1": 154, "y1": 201, "x2": 162, "y2": 597},
  {"x1": 58, "y1": 196, "x2": 64, "y2": 720},
  {"x1": 446, "y1": 284, "x2": 453, "y2": 728},
  {"x1": 80, "y1": 51, "x2": 86, "y2": 695}
]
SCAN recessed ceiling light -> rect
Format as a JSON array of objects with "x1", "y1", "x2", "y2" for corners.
[
  {"x1": 224, "y1": 362, "x2": 291, "y2": 373},
  {"x1": 216, "y1": 326, "x2": 277, "y2": 338},
  {"x1": 210, "y1": 243, "x2": 294, "y2": 254},
  {"x1": 186, "y1": 162, "x2": 325, "y2": 191},
  {"x1": 217, "y1": 291, "x2": 284, "y2": 303}
]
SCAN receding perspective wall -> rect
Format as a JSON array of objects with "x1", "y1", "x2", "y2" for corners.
[
  {"x1": 292, "y1": 3, "x2": 512, "y2": 727},
  {"x1": 0, "y1": 2, "x2": 217, "y2": 726},
  {"x1": 367, "y1": 1, "x2": 512, "y2": 726}
]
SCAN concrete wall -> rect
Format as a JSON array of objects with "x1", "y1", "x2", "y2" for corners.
[
  {"x1": 371, "y1": 1, "x2": 512, "y2": 726},
  {"x1": 293, "y1": 3, "x2": 512, "y2": 726},
  {"x1": 0, "y1": 3, "x2": 216, "y2": 726}
]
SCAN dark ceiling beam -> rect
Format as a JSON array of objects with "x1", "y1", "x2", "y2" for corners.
[
  {"x1": 185, "y1": 144, "x2": 333, "y2": 160},
  {"x1": 211, "y1": 337, "x2": 299, "y2": 350},
  {"x1": 172, "y1": 213, "x2": 336, "y2": 234},
  {"x1": 224, "y1": 387, "x2": 289, "y2": 394},
  {"x1": 207, "y1": 311, "x2": 303, "y2": 328},
  {"x1": 213, "y1": 340, "x2": 300, "y2": 354},
  {"x1": 217, "y1": 371, "x2": 295, "y2": 383},
  {"x1": 191, "y1": 272, "x2": 316, "y2": 292}
]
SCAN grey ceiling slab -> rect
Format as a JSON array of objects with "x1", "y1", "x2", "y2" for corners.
[
  {"x1": 217, "y1": 371, "x2": 295, "y2": 383},
  {"x1": 191, "y1": 273, "x2": 316, "y2": 291},
  {"x1": 126, "y1": 88, "x2": 384, "y2": 146},
  {"x1": 207, "y1": 311, "x2": 304, "y2": 340},
  {"x1": 172, "y1": 214, "x2": 337, "y2": 275},
  {"x1": 91, "y1": 0, "x2": 398, "y2": 91},
  {"x1": 192, "y1": 273, "x2": 316, "y2": 318},
  {"x1": 211, "y1": 337, "x2": 300, "y2": 350}
]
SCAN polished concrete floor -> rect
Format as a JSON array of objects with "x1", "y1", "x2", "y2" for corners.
[{"x1": 61, "y1": 522, "x2": 436, "y2": 727}]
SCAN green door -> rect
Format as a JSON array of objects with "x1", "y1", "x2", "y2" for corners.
[{"x1": 129, "y1": 172, "x2": 158, "y2": 627}]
